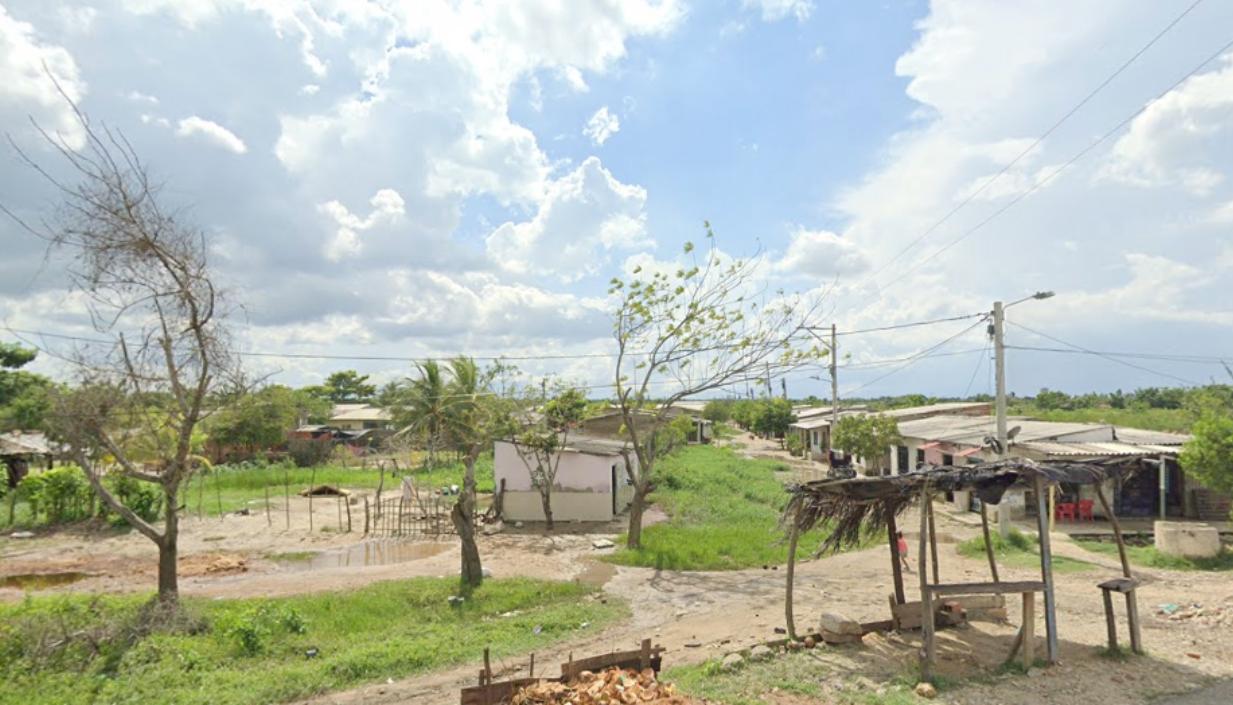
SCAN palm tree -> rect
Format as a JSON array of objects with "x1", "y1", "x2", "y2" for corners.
[{"x1": 405, "y1": 360, "x2": 448, "y2": 467}]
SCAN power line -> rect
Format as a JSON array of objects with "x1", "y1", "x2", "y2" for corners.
[
  {"x1": 810, "y1": 311, "x2": 987, "y2": 337},
  {"x1": 962, "y1": 338, "x2": 993, "y2": 398},
  {"x1": 845, "y1": 0, "x2": 1208, "y2": 300},
  {"x1": 1005, "y1": 344, "x2": 1233, "y2": 365},
  {"x1": 841, "y1": 318, "x2": 989, "y2": 397},
  {"x1": 1004, "y1": 320, "x2": 1202, "y2": 386}
]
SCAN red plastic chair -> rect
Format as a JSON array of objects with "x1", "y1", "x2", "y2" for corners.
[
  {"x1": 1077, "y1": 499, "x2": 1094, "y2": 521},
  {"x1": 1056, "y1": 502, "x2": 1076, "y2": 522}
]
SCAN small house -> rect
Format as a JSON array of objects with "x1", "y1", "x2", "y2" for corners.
[
  {"x1": 327, "y1": 404, "x2": 393, "y2": 431},
  {"x1": 492, "y1": 436, "x2": 638, "y2": 523}
]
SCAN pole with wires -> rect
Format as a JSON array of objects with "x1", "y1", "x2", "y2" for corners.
[
  {"x1": 993, "y1": 300, "x2": 1011, "y2": 538},
  {"x1": 830, "y1": 323, "x2": 838, "y2": 456}
]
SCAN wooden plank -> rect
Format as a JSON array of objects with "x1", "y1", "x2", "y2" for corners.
[
  {"x1": 918, "y1": 485, "x2": 934, "y2": 681},
  {"x1": 979, "y1": 501, "x2": 1000, "y2": 583},
  {"x1": 1021, "y1": 592, "x2": 1035, "y2": 670},
  {"x1": 460, "y1": 678, "x2": 541, "y2": 705},
  {"x1": 1102, "y1": 589, "x2": 1118, "y2": 651},
  {"x1": 1097, "y1": 578, "x2": 1138, "y2": 593},
  {"x1": 927, "y1": 498, "x2": 940, "y2": 586},
  {"x1": 559, "y1": 646, "x2": 665, "y2": 679},
  {"x1": 1126, "y1": 590, "x2": 1143, "y2": 655},
  {"x1": 886, "y1": 506, "x2": 906, "y2": 606},
  {"x1": 943, "y1": 595, "x2": 1005, "y2": 610},
  {"x1": 929, "y1": 581, "x2": 1045, "y2": 596},
  {"x1": 1033, "y1": 475, "x2": 1059, "y2": 664}
]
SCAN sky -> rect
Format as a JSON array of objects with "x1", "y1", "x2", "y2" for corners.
[{"x1": 1, "y1": 0, "x2": 1231, "y2": 400}]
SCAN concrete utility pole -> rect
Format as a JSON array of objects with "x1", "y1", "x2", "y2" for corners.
[
  {"x1": 830, "y1": 323, "x2": 838, "y2": 454},
  {"x1": 993, "y1": 300, "x2": 1011, "y2": 538}
]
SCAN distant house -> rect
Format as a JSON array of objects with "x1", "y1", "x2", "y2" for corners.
[
  {"x1": 328, "y1": 404, "x2": 393, "y2": 431},
  {"x1": 789, "y1": 402, "x2": 990, "y2": 462},
  {"x1": 492, "y1": 436, "x2": 638, "y2": 523},
  {"x1": 1, "y1": 430, "x2": 55, "y2": 488},
  {"x1": 579, "y1": 406, "x2": 712, "y2": 445}
]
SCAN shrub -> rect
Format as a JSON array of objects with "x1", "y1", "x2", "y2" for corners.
[
  {"x1": 287, "y1": 438, "x2": 333, "y2": 467},
  {"x1": 216, "y1": 603, "x2": 308, "y2": 656},
  {"x1": 18, "y1": 466, "x2": 92, "y2": 523},
  {"x1": 785, "y1": 434, "x2": 805, "y2": 457},
  {"x1": 102, "y1": 473, "x2": 163, "y2": 526}
]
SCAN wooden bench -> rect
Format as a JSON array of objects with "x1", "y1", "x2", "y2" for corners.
[{"x1": 1098, "y1": 577, "x2": 1142, "y2": 654}]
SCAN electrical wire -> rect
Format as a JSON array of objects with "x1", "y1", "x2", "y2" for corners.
[
  {"x1": 841, "y1": 318, "x2": 989, "y2": 397},
  {"x1": 1004, "y1": 320, "x2": 1202, "y2": 386},
  {"x1": 843, "y1": 0, "x2": 1209, "y2": 300},
  {"x1": 1005, "y1": 345, "x2": 1233, "y2": 365}
]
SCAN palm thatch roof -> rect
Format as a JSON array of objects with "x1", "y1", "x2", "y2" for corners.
[{"x1": 785, "y1": 458, "x2": 1118, "y2": 555}]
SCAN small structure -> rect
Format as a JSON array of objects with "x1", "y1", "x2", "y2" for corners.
[
  {"x1": 492, "y1": 436, "x2": 638, "y2": 523},
  {"x1": 1, "y1": 430, "x2": 54, "y2": 488},
  {"x1": 578, "y1": 407, "x2": 711, "y2": 445},
  {"x1": 782, "y1": 458, "x2": 1141, "y2": 679},
  {"x1": 327, "y1": 403, "x2": 393, "y2": 431}
]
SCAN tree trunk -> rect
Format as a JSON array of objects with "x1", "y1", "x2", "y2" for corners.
[
  {"x1": 626, "y1": 481, "x2": 649, "y2": 549},
  {"x1": 453, "y1": 454, "x2": 483, "y2": 590},
  {"x1": 539, "y1": 488, "x2": 554, "y2": 532},
  {"x1": 158, "y1": 489, "x2": 179, "y2": 605}
]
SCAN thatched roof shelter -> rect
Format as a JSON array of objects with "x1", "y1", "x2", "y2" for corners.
[
  {"x1": 785, "y1": 459, "x2": 1119, "y2": 555},
  {"x1": 780, "y1": 458, "x2": 1141, "y2": 682}
]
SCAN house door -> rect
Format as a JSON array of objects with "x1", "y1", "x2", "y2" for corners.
[{"x1": 896, "y1": 446, "x2": 909, "y2": 475}]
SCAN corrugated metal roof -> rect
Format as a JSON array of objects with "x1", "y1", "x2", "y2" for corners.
[
  {"x1": 329, "y1": 405, "x2": 392, "y2": 422},
  {"x1": 0, "y1": 431, "x2": 51, "y2": 456},
  {"x1": 1113, "y1": 427, "x2": 1191, "y2": 445},
  {"x1": 880, "y1": 402, "x2": 991, "y2": 418},
  {"x1": 1016, "y1": 441, "x2": 1159, "y2": 457}
]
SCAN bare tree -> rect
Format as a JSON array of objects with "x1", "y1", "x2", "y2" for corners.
[
  {"x1": 611, "y1": 229, "x2": 823, "y2": 549},
  {"x1": 512, "y1": 386, "x2": 586, "y2": 533},
  {"x1": 4, "y1": 96, "x2": 238, "y2": 608}
]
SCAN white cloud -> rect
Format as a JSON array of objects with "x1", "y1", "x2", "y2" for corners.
[
  {"x1": 1102, "y1": 54, "x2": 1233, "y2": 196},
  {"x1": 583, "y1": 106, "x2": 620, "y2": 145},
  {"x1": 317, "y1": 188, "x2": 406, "y2": 261},
  {"x1": 175, "y1": 116, "x2": 248, "y2": 153},
  {"x1": 743, "y1": 0, "x2": 813, "y2": 23},
  {"x1": 0, "y1": 5, "x2": 87, "y2": 150},
  {"x1": 126, "y1": 90, "x2": 159, "y2": 104},
  {"x1": 774, "y1": 227, "x2": 870, "y2": 278},
  {"x1": 486, "y1": 157, "x2": 650, "y2": 282},
  {"x1": 299, "y1": 83, "x2": 320, "y2": 96},
  {"x1": 57, "y1": 6, "x2": 98, "y2": 33}
]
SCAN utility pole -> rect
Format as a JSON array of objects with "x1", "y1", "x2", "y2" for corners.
[
  {"x1": 765, "y1": 362, "x2": 773, "y2": 397},
  {"x1": 780, "y1": 377, "x2": 787, "y2": 400},
  {"x1": 993, "y1": 300, "x2": 1011, "y2": 537},
  {"x1": 829, "y1": 323, "x2": 838, "y2": 454}
]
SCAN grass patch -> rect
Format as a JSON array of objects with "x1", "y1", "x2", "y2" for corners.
[
  {"x1": 957, "y1": 529, "x2": 1097, "y2": 574},
  {"x1": 265, "y1": 551, "x2": 317, "y2": 562},
  {"x1": 1074, "y1": 539, "x2": 1233, "y2": 571},
  {"x1": 0, "y1": 577, "x2": 623, "y2": 705},
  {"x1": 181, "y1": 457, "x2": 494, "y2": 517},
  {"x1": 604, "y1": 445, "x2": 834, "y2": 571},
  {"x1": 667, "y1": 652, "x2": 917, "y2": 705}
]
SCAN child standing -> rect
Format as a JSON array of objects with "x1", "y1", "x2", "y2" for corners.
[{"x1": 897, "y1": 530, "x2": 911, "y2": 573}]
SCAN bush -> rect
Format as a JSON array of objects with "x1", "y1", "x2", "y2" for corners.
[
  {"x1": 216, "y1": 604, "x2": 308, "y2": 656},
  {"x1": 18, "y1": 466, "x2": 92, "y2": 523},
  {"x1": 785, "y1": 434, "x2": 805, "y2": 457},
  {"x1": 287, "y1": 438, "x2": 333, "y2": 467},
  {"x1": 102, "y1": 473, "x2": 163, "y2": 527}
]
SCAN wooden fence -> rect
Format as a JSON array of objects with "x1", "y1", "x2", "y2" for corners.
[{"x1": 364, "y1": 495, "x2": 455, "y2": 538}]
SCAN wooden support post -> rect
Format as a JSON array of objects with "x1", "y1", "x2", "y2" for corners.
[
  {"x1": 927, "y1": 498, "x2": 940, "y2": 586},
  {"x1": 483, "y1": 647, "x2": 492, "y2": 684},
  {"x1": 784, "y1": 519, "x2": 800, "y2": 639},
  {"x1": 1021, "y1": 592, "x2": 1036, "y2": 670},
  {"x1": 887, "y1": 506, "x2": 906, "y2": 606},
  {"x1": 308, "y1": 466, "x2": 316, "y2": 532},
  {"x1": 345, "y1": 496, "x2": 352, "y2": 533},
  {"x1": 337, "y1": 495, "x2": 343, "y2": 531},
  {"x1": 1101, "y1": 588, "x2": 1118, "y2": 651},
  {"x1": 1032, "y1": 476, "x2": 1059, "y2": 664},
  {"x1": 1126, "y1": 589, "x2": 1142, "y2": 655},
  {"x1": 979, "y1": 501, "x2": 1000, "y2": 583},
  {"x1": 264, "y1": 486, "x2": 271, "y2": 526},
  {"x1": 918, "y1": 484, "x2": 935, "y2": 681},
  {"x1": 283, "y1": 468, "x2": 290, "y2": 531},
  {"x1": 363, "y1": 497, "x2": 370, "y2": 535},
  {"x1": 1095, "y1": 483, "x2": 1141, "y2": 653},
  {"x1": 530, "y1": 653, "x2": 535, "y2": 678},
  {"x1": 640, "y1": 638, "x2": 652, "y2": 670}
]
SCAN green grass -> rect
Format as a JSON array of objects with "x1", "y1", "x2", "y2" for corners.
[
  {"x1": 1008, "y1": 404, "x2": 1194, "y2": 433},
  {"x1": 0, "y1": 577, "x2": 624, "y2": 705},
  {"x1": 1074, "y1": 539, "x2": 1233, "y2": 571},
  {"x1": 604, "y1": 445, "x2": 832, "y2": 571},
  {"x1": 666, "y1": 652, "x2": 917, "y2": 705},
  {"x1": 957, "y1": 529, "x2": 1098, "y2": 574}
]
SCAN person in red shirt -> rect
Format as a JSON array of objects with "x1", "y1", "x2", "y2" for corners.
[{"x1": 897, "y1": 530, "x2": 911, "y2": 573}]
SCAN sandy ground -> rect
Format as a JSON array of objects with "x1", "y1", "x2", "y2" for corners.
[{"x1": 2, "y1": 445, "x2": 1230, "y2": 704}]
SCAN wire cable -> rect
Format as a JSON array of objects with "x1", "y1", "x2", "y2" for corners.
[
  {"x1": 1005, "y1": 320, "x2": 1202, "y2": 386},
  {"x1": 841, "y1": 318, "x2": 989, "y2": 397}
]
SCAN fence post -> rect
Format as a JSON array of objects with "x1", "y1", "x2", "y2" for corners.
[
  {"x1": 283, "y1": 467, "x2": 290, "y2": 531},
  {"x1": 363, "y1": 496, "x2": 370, "y2": 535},
  {"x1": 346, "y1": 496, "x2": 352, "y2": 533},
  {"x1": 264, "y1": 486, "x2": 271, "y2": 526},
  {"x1": 337, "y1": 495, "x2": 343, "y2": 532},
  {"x1": 308, "y1": 466, "x2": 316, "y2": 532}
]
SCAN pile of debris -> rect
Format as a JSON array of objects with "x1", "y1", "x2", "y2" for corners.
[
  {"x1": 511, "y1": 668, "x2": 695, "y2": 705},
  {"x1": 1156, "y1": 602, "x2": 1228, "y2": 627}
]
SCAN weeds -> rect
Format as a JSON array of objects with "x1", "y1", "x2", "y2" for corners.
[{"x1": 1075, "y1": 540, "x2": 1233, "y2": 572}]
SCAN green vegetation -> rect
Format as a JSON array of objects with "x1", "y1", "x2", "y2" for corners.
[
  {"x1": 833, "y1": 414, "x2": 901, "y2": 474},
  {"x1": 605, "y1": 445, "x2": 827, "y2": 570},
  {"x1": 1179, "y1": 413, "x2": 1233, "y2": 511},
  {"x1": 2, "y1": 465, "x2": 162, "y2": 531},
  {"x1": 1008, "y1": 404, "x2": 1194, "y2": 434},
  {"x1": 667, "y1": 652, "x2": 918, "y2": 705},
  {"x1": 0, "y1": 577, "x2": 624, "y2": 705},
  {"x1": 1075, "y1": 539, "x2": 1233, "y2": 571},
  {"x1": 0, "y1": 342, "x2": 52, "y2": 433},
  {"x1": 957, "y1": 529, "x2": 1097, "y2": 574}
]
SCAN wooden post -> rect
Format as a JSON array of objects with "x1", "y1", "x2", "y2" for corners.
[
  {"x1": 887, "y1": 505, "x2": 906, "y2": 605},
  {"x1": 927, "y1": 498, "x2": 940, "y2": 586},
  {"x1": 308, "y1": 466, "x2": 317, "y2": 532},
  {"x1": 639, "y1": 638, "x2": 652, "y2": 670},
  {"x1": 1126, "y1": 588, "x2": 1142, "y2": 655},
  {"x1": 483, "y1": 647, "x2": 492, "y2": 684},
  {"x1": 979, "y1": 501, "x2": 1000, "y2": 583},
  {"x1": 1101, "y1": 588, "x2": 1118, "y2": 651},
  {"x1": 364, "y1": 496, "x2": 370, "y2": 535},
  {"x1": 1094, "y1": 484, "x2": 1132, "y2": 578},
  {"x1": 1032, "y1": 476, "x2": 1059, "y2": 664},
  {"x1": 784, "y1": 519, "x2": 800, "y2": 639},
  {"x1": 1021, "y1": 591, "x2": 1036, "y2": 670},
  {"x1": 345, "y1": 496, "x2": 352, "y2": 533},
  {"x1": 337, "y1": 495, "x2": 343, "y2": 531},
  {"x1": 283, "y1": 467, "x2": 290, "y2": 531},
  {"x1": 264, "y1": 486, "x2": 271, "y2": 526},
  {"x1": 529, "y1": 653, "x2": 535, "y2": 678},
  {"x1": 918, "y1": 484, "x2": 934, "y2": 681}
]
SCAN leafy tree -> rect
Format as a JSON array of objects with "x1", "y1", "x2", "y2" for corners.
[
  {"x1": 1034, "y1": 388, "x2": 1072, "y2": 411},
  {"x1": 0, "y1": 343, "x2": 52, "y2": 432},
  {"x1": 832, "y1": 414, "x2": 902, "y2": 476},
  {"x1": 207, "y1": 386, "x2": 328, "y2": 457},
  {"x1": 391, "y1": 361, "x2": 450, "y2": 466},
  {"x1": 610, "y1": 230, "x2": 822, "y2": 548},
  {"x1": 322, "y1": 370, "x2": 376, "y2": 404},
  {"x1": 513, "y1": 386, "x2": 587, "y2": 532},
  {"x1": 701, "y1": 400, "x2": 732, "y2": 423},
  {"x1": 753, "y1": 397, "x2": 796, "y2": 442},
  {"x1": 1179, "y1": 413, "x2": 1233, "y2": 512}
]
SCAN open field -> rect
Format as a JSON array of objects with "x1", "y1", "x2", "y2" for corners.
[
  {"x1": 0, "y1": 577, "x2": 624, "y2": 705},
  {"x1": 604, "y1": 444, "x2": 830, "y2": 571}
]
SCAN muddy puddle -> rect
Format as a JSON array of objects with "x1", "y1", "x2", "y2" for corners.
[
  {"x1": 277, "y1": 541, "x2": 452, "y2": 571},
  {"x1": 1, "y1": 572, "x2": 92, "y2": 590},
  {"x1": 574, "y1": 560, "x2": 617, "y2": 588}
]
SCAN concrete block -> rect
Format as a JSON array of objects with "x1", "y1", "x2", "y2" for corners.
[{"x1": 1155, "y1": 521, "x2": 1222, "y2": 559}]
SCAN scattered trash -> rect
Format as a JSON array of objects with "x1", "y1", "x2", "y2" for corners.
[
  {"x1": 591, "y1": 538, "x2": 615, "y2": 550},
  {"x1": 305, "y1": 647, "x2": 319, "y2": 659},
  {"x1": 448, "y1": 595, "x2": 466, "y2": 607},
  {"x1": 9, "y1": 531, "x2": 35, "y2": 539},
  {"x1": 580, "y1": 621, "x2": 590, "y2": 629},
  {"x1": 533, "y1": 624, "x2": 542, "y2": 635},
  {"x1": 914, "y1": 682, "x2": 937, "y2": 699},
  {"x1": 1158, "y1": 603, "x2": 1181, "y2": 615},
  {"x1": 512, "y1": 667, "x2": 694, "y2": 704}
]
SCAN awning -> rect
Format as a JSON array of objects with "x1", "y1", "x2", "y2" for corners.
[
  {"x1": 956, "y1": 447, "x2": 982, "y2": 457},
  {"x1": 919, "y1": 442, "x2": 942, "y2": 450}
]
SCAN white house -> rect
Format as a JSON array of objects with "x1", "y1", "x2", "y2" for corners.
[
  {"x1": 328, "y1": 404, "x2": 393, "y2": 431},
  {"x1": 493, "y1": 436, "x2": 638, "y2": 523}
]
